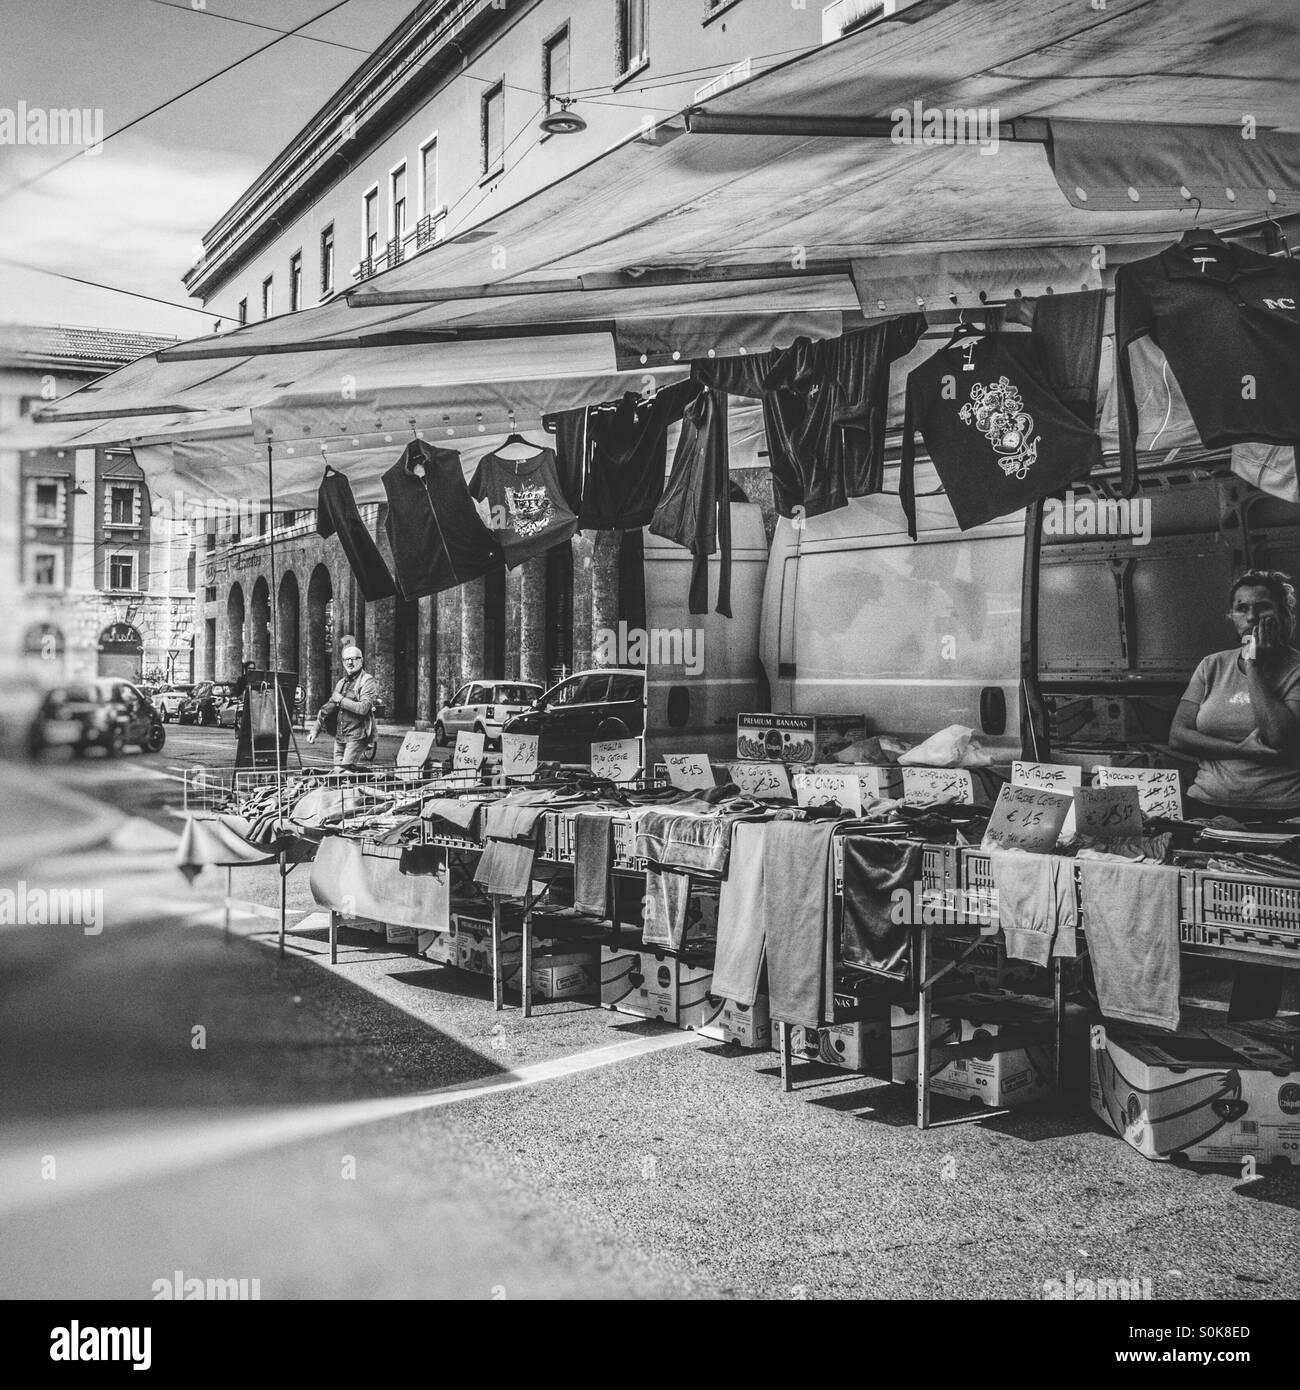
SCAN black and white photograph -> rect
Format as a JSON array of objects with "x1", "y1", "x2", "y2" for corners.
[{"x1": 1, "y1": 0, "x2": 1299, "y2": 1344}]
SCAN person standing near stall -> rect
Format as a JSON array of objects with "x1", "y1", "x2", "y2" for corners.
[
  {"x1": 1170, "y1": 569, "x2": 1300, "y2": 1020},
  {"x1": 1170, "y1": 569, "x2": 1300, "y2": 822},
  {"x1": 307, "y1": 645, "x2": 377, "y2": 768}
]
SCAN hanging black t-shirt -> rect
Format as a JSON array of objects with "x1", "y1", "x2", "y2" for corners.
[
  {"x1": 381, "y1": 439, "x2": 504, "y2": 599},
  {"x1": 1116, "y1": 238, "x2": 1300, "y2": 495},
  {"x1": 468, "y1": 446, "x2": 578, "y2": 568},
  {"x1": 900, "y1": 333, "x2": 1102, "y2": 538},
  {"x1": 316, "y1": 467, "x2": 398, "y2": 601}
]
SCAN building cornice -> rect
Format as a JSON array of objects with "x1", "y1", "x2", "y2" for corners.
[{"x1": 184, "y1": 0, "x2": 510, "y2": 303}]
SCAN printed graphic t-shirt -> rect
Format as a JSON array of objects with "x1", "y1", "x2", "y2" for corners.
[
  {"x1": 900, "y1": 333, "x2": 1102, "y2": 538},
  {"x1": 1182, "y1": 646, "x2": 1300, "y2": 807},
  {"x1": 468, "y1": 447, "x2": 578, "y2": 568}
]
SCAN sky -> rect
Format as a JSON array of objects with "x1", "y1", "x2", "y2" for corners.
[{"x1": 0, "y1": 0, "x2": 418, "y2": 338}]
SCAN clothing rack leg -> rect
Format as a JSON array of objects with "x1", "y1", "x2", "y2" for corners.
[
  {"x1": 779, "y1": 1021, "x2": 792, "y2": 1092},
  {"x1": 329, "y1": 909, "x2": 337, "y2": 966},
  {"x1": 522, "y1": 903, "x2": 534, "y2": 1019},
  {"x1": 1052, "y1": 956, "x2": 1064, "y2": 1094},
  {"x1": 916, "y1": 924, "x2": 933, "y2": 1130},
  {"x1": 278, "y1": 850, "x2": 287, "y2": 960},
  {"x1": 492, "y1": 895, "x2": 504, "y2": 1011},
  {"x1": 223, "y1": 866, "x2": 232, "y2": 944}
]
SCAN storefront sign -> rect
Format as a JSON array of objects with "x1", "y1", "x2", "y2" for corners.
[
  {"x1": 591, "y1": 738, "x2": 640, "y2": 782},
  {"x1": 981, "y1": 784, "x2": 1073, "y2": 853},
  {"x1": 501, "y1": 731, "x2": 539, "y2": 777},
  {"x1": 1072, "y1": 785, "x2": 1143, "y2": 842},
  {"x1": 727, "y1": 760, "x2": 793, "y2": 800},
  {"x1": 901, "y1": 767, "x2": 975, "y2": 806},
  {"x1": 1011, "y1": 761, "x2": 1083, "y2": 791},
  {"x1": 792, "y1": 771, "x2": 863, "y2": 816},
  {"x1": 663, "y1": 753, "x2": 716, "y2": 792},
  {"x1": 1094, "y1": 766, "x2": 1182, "y2": 820},
  {"x1": 453, "y1": 731, "x2": 485, "y2": 771}
]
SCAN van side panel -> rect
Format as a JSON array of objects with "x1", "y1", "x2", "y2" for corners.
[{"x1": 644, "y1": 502, "x2": 769, "y2": 761}]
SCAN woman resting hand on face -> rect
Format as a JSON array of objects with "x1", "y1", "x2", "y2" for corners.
[{"x1": 1169, "y1": 569, "x2": 1300, "y2": 824}]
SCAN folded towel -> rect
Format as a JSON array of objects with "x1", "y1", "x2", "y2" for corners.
[
  {"x1": 711, "y1": 821, "x2": 768, "y2": 1005},
  {"x1": 764, "y1": 820, "x2": 837, "y2": 1027},
  {"x1": 1079, "y1": 858, "x2": 1181, "y2": 1031}
]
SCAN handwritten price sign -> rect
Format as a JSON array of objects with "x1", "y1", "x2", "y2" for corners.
[
  {"x1": 727, "y1": 760, "x2": 793, "y2": 800},
  {"x1": 453, "y1": 730, "x2": 486, "y2": 771},
  {"x1": 1094, "y1": 766, "x2": 1182, "y2": 820},
  {"x1": 500, "y1": 731, "x2": 539, "y2": 778},
  {"x1": 664, "y1": 753, "x2": 716, "y2": 792},
  {"x1": 1011, "y1": 761, "x2": 1082, "y2": 791},
  {"x1": 793, "y1": 772, "x2": 863, "y2": 816},
  {"x1": 591, "y1": 738, "x2": 640, "y2": 782},
  {"x1": 397, "y1": 730, "x2": 436, "y2": 771},
  {"x1": 1072, "y1": 785, "x2": 1143, "y2": 842},
  {"x1": 981, "y1": 783, "x2": 1073, "y2": 852},
  {"x1": 901, "y1": 767, "x2": 975, "y2": 806}
]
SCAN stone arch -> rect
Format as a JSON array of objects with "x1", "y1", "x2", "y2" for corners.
[
  {"x1": 276, "y1": 571, "x2": 300, "y2": 682},
  {"x1": 249, "y1": 575, "x2": 271, "y2": 669},
  {"x1": 223, "y1": 583, "x2": 245, "y2": 678},
  {"x1": 306, "y1": 564, "x2": 333, "y2": 715}
]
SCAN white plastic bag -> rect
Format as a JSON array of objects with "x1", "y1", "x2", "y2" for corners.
[{"x1": 897, "y1": 724, "x2": 972, "y2": 768}]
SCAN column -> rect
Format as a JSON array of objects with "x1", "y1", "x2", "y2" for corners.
[
  {"x1": 571, "y1": 532, "x2": 595, "y2": 671},
  {"x1": 590, "y1": 531, "x2": 621, "y2": 668},
  {"x1": 416, "y1": 594, "x2": 436, "y2": 726},
  {"x1": 518, "y1": 554, "x2": 547, "y2": 687},
  {"x1": 460, "y1": 576, "x2": 485, "y2": 690},
  {"x1": 366, "y1": 594, "x2": 396, "y2": 714},
  {"x1": 504, "y1": 566, "x2": 523, "y2": 679},
  {"x1": 436, "y1": 587, "x2": 462, "y2": 712}
]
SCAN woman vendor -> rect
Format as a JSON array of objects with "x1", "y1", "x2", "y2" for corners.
[
  {"x1": 1170, "y1": 569, "x2": 1300, "y2": 823},
  {"x1": 1170, "y1": 569, "x2": 1300, "y2": 1020}
]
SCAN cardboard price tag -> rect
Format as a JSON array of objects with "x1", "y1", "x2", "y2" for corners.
[
  {"x1": 727, "y1": 760, "x2": 793, "y2": 800},
  {"x1": 901, "y1": 767, "x2": 975, "y2": 806},
  {"x1": 663, "y1": 753, "x2": 716, "y2": 792},
  {"x1": 500, "y1": 731, "x2": 538, "y2": 778},
  {"x1": 1072, "y1": 785, "x2": 1143, "y2": 842},
  {"x1": 1094, "y1": 766, "x2": 1182, "y2": 820},
  {"x1": 1011, "y1": 761, "x2": 1082, "y2": 791},
  {"x1": 590, "y1": 738, "x2": 640, "y2": 782},
  {"x1": 453, "y1": 731, "x2": 485, "y2": 771},
  {"x1": 396, "y1": 730, "x2": 436, "y2": 769},
  {"x1": 793, "y1": 771, "x2": 863, "y2": 816},
  {"x1": 981, "y1": 784, "x2": 1073, "y2": 852}
]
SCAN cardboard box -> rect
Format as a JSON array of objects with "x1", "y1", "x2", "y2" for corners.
[
  {"x1": 416, "y1": 926, "x2": 458, "y2": 965},
  {"x1": 677, "y1": 955, "x2": 725, "y2": 1032},
  {"x1": 520, "y1": 946, "x2": 600, "y2": 1001},
  {"x1": 600, "y1": 943, "x2": 678, "y2": 1022},
  {"x1": 717, "y1": 996, "x2": 771, "y2": 1049},
  {"x1": 788, "y1": 1015, "x2": 890, "y2": 1072},
  {"x1": 1090, "y1": 1021, "x2": 1300, "y2": 1164},
  {"x1": 814, "y1": 762, "x2": 904, "y2": 801},
  {"x1": 892, "y1": 992, "x2": 1085, "y2": 1108},
  {"x1": 386, "y1": 923, "x2": 418, "y2": 945},
  {"x1": 737, "y1": 713, "x2": 866, "y2": 766}
]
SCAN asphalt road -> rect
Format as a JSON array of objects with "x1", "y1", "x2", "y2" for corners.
[{"x1": 1, "y1": 740, "x2": 1298, "y2": 1302}]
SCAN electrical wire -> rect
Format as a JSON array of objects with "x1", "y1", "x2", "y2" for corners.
[
  {"x1": 0, "y1": 256, "x2": 240, "y2": 323},
  {"x1": 0, "y1": 0, "x2": 354, "y2": 204},
  {"x1": 137, "y1": 0, "x2": 371, "y2": 54}
]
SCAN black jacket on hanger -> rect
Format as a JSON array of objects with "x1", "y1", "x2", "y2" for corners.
[
  {"x1": 316, "y1": 466, "x2": 398, "y2": 601},
  {"x1": 381, "y1": 439, "x2": 504, "y2": 599},
  {"x1": 1115, "y1": 237, "x2": 1300, "y2": 495},
  {"x1": 649, "y1": 385, "x2": 732, "y2": 616},
  {"x1": 900, "y1": 332, "x2": 1102, "y2": 538}
]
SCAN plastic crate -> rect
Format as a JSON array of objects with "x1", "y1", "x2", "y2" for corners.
[
  {"x1": 1194, "y1": 871, "x2": 1300, "y2": 933},
  {"x1": 1179, "y1": 918, "x2": 1300, "y2": 958},
  {"x1": 832, "y1": 838, "x2": 952, "y2": 902},
  {"x1": 612, "y1": 818, "x2": 645, "y2": 870}
]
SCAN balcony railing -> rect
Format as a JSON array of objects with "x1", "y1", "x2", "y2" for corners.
[{"x1": 353, "y1": 209, "x2": 446, "y2": 282}]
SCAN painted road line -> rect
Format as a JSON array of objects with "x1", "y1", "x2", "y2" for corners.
[{"x1": 0, "y1": 1030, "x2": 699, "y2": 1214}]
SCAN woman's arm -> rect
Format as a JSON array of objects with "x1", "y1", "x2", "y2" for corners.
[{"x1": 1169, "y1": 699, "x2": 1279, "y2": 763}]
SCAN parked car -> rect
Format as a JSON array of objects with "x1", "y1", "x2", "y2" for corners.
[
  {"x1": 33, "y1": 678, "x2": 166, "y2": 757},
  {"x1": 179, "y1": 681, "x2": 239, "y2": 726},
  {"x1": 154, "y1": 684, "x2": 194, "y2": 722},
  {"x1": 434, "y1": 679, "x2": 543, "y2": 749},
  {"x1": 499, "y1": 669, "x2": 645, "y2": 764}
]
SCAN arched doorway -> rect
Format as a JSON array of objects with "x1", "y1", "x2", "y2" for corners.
[
  {"x1": 277, "y1": 571, "x2": 300, "y2": 681},
  {"x1": 306, "y1": 564, "x2": 332, "y2": 714},
  {"x1": 249, "y1": 576, "x2": 270, "y2": 669},
  {"x1": 98, "y1": 622, "x2": 143, "y2": 680},
  {"x1": 223, "y1": 584, "x2": 245, "y2": 679}
]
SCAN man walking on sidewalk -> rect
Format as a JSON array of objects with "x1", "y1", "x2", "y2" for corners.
[{"x1": 307, "y1": 645, "x2": 377, "y2": 768}]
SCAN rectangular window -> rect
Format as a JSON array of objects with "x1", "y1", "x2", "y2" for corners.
[
  {"x1": 289, "y1": 251, "x2": 303, "y2": 311},
  {"x1": 543, "y1": 25, "x2": 570, "y2": 112},
  {"x1": 109, "y1": 553, "x2": 135, "y2": 591},
  {"x1": 320, "y1": 223, "x2": 335, "y2": 295},
  {"x1": 31, "y1": 552, "x2": 58, "y2": 587},
  {"x1": 420, "y1": 139, "x2": 438, "y2": 214},
  {"x1": 261, "y1": 275, "x2": 274, "y2": 319},
  {"x1": 237, "y1": 298, "x2": 248, "y2": 325},
  {"x1": 109, "y1": 484, "x2": 136, "y2": 526},
  {"x1": 616, "y1": 0, "x2": 647, "y2": 76},
  {"x1": 391, "y1": 163, "x2": 407, "y2": 240},
  {"x1": 363, "y1": 188, "x2": 379, "y2": 260},
  {"x1": 32, "y1": 480, "x2": 61, "y2": 522},
  {"x1": 481, "y1": 81, "x2": 504, "y2": 174}
]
